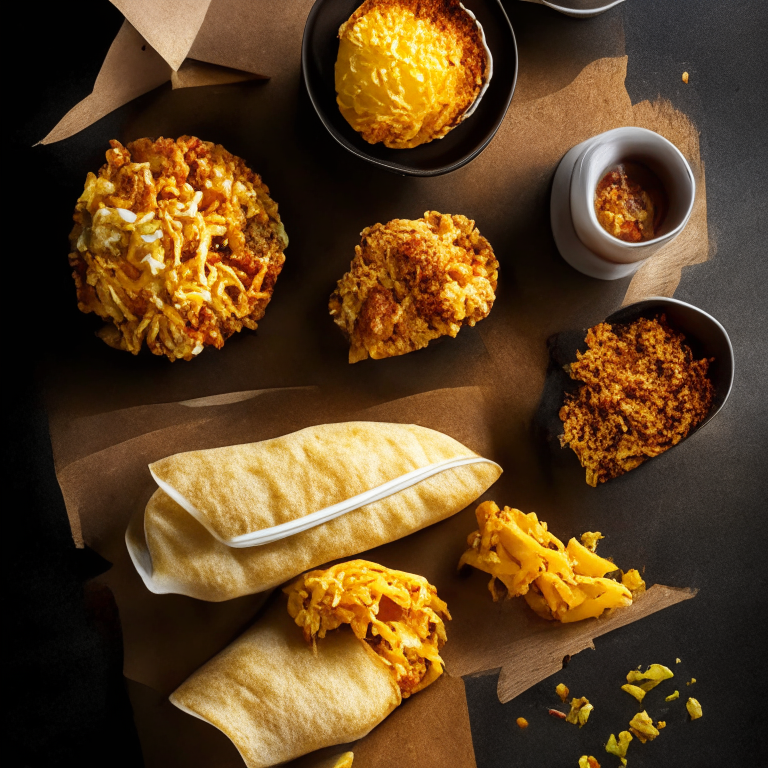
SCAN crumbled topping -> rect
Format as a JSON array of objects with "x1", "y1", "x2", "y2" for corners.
[
  {"x1": 559, "y1": 316, "x2": 715, "y2": 486},
  {"x1": 686, "y1": 698, "x2": 703, "y2": 720}
]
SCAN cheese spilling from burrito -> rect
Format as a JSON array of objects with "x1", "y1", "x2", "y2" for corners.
[
  {"x1": 127, "y1": 422, "x2": 501, "y2": 601},
  {"x1": 171, "y1": 561, "x2": 448, "y2": 768},
  {"x1": 285, "y1": 560, "x2": 450, "y2": 697},
  {"x1": 459, "y1": 501, "x2": 645, "y2": 622}
]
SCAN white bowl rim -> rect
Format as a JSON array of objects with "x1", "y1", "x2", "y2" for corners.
[{"x1": 541, "y1": 0, "x2": 627, "y2": 17}]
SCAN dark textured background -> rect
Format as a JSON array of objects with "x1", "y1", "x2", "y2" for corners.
[{"x1": 6, "y1": 1, "x2": 767, "y2": 766}]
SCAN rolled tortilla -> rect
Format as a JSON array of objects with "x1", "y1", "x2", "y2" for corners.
[
  {"x1": 170, "y1": 597, "x2": 400, "y2": 768},
  {"x1": 127, "y1": 422, "x2": 501, "y2": 601}
]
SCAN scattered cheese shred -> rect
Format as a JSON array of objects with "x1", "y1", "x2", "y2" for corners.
[
  {"x1": 621, "y1": 683, "x2": 646, "y2": 702},
  {"x1": 665, "y1": 690, "x2": 680, "y2": 701},
  {"x1": 686, "y1": 698, "x2": 703, "y2": 720},
  {"x1": 556, "y1": 683, "x2": 570, "y2": 702},
  {"x1": 578, "y1": 757, "x2": 601, "y2": 768},
  {"x1": 566, "y1": 697, "x2": 593, "y2": 727},
  {"x1": 606, "y1": 731, "x2": 633, "y2": 766},
  {"x1": 629, "y1": 711, "x2": 660, "y2": 743},
  {"x1": 626, "y1": 664, "x2": 674, "y2": 692},
  {"x1": 516, "y1": 717, "x2": 529, "y2": 729}
]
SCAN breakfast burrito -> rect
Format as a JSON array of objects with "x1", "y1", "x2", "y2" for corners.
[
  {"x1": 171, "y1": 560, "x2": 450, "y2": 768},
  {"x1": 127, "y1": 422, "x2": 501, "y2": 601}
]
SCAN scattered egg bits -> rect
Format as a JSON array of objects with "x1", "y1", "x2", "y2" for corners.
[{"x1": 335, "y1": 0, "x2": 492, "y2": 149}]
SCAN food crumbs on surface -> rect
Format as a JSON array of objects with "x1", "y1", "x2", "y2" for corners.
[
  {"x1": 566, "y1": 697, "x2": 593, "y2": 727},
  {"x1": 556, "y1": 683, "x2": 570, "y2": 702},
  {"x1": 331, "y1": 753, "x2": 354, "y2": 768},
  {"x1": 606, "y1": 731, "x2": 633, "y2": 766},
  {"x1": 516, "y1": 717, "x2": 529, "y2": 729},
  {"x1": 686, "y1": 698, "x2": 703, "y2": 719},
  {"x1": 676, "y1": 658, "x2": 682, "y2": 664},
  {"x1": 657, "y1": 721, "x2": 666, "y2": 729},
  {"x1": 459, "y1": 502, "x2": 636, "y2": 622},
  {"x1": 559, "y1": 316, "x2": 715, "y2": 486},
  {"x1": 628, "y1": 711, "x2": 661, "y2": 743},
  {"x1": 682, "y1": 71, "x2": 689, "y2": 83},
  {"x1": 626, "y1": 664, "x2": 675, "y2": 693},
  {"x1": 622, "y1": 683, "x2": 647, "y2": 703},
  {"x1": 621, "y1": 569, "x2": 647, "y2": 596},
  {"x1": 580, "y1": 531, "x2": 604, "y2": 552},
  {"x1": 687, "y1": 677, "x2": 697, "y2": 685},
  {"x1": 665, "y1": 690, "x2": 680, "y2": 701},
  {"x1": 578, "y1": 757, "x2": 601, "y2": 768},
  {"x1": 549, "y1": 708, "x2": 568, "y2": 720}
]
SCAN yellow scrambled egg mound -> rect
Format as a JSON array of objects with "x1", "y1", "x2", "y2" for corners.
[
  {"x1": 459, "y1": 501, "x2": 646, "y2": 622},
  {"x1": 335, "y1": 0, "x2": 489, "y2": 148},
  {"x1": 285, "y1": 560, "x2": 450, "y2": 697},
  {"x1": 69, "y1": 137, "x2": 287, "y2": 360}
]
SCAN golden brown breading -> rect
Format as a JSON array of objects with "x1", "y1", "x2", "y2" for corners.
[
  {"x1": 559, "y1": 316, "x2": 715, "y2": 485},
  {"x1": 335, "y1": 0, "x2": 489, "y2": 148},
  {"x1": 69, "y1": 136, "x2": 288, "y2": 361},
  {"x1": 329, "y1": 211, "x2": 498, "y2": 363}
]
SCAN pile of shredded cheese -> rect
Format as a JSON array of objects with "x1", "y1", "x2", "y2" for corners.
[{"x1": 459, "y1": 501, "x2": 645, "y2": 622}]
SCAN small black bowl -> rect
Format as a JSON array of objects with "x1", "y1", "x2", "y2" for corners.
[
  {"x1": 301, "y1": 0, "x2": 518, "y2": 177},
  {"x1": 534, "y1": 297, "x2": 734, "y2": 481}
]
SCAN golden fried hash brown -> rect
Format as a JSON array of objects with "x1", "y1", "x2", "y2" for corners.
[
  {"x1": 336, "y1": 0, "x2": 490, "y2": 148},
  {"x1": 285, "y1": 560, "x2": 450, "y2": 698},
  {"x1": 69, "y1": 137, "x2": 288, "y2": 360},
  {"x1": 459, "y1": 501, "x2": 643, "y2": 623},
  {"x1": 559, "y1": 316, "x2": 714, "y2": 485},
  {"x1": 329, "y1": 211, "x2": 498, "y2": 363}
]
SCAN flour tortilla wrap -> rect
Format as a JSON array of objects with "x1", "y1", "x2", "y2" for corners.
[
  {"x1": 170, "y1": 598, "x2": 400, "y2": 768},
  {"x1": 126, "y1": 422, "x2": 501, "y2": 601}
]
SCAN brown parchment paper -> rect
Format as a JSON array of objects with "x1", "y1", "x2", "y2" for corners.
[
  {"x1": 55, "y1": 384, "x2": 695, "y2": 768},
  {"x1": 40, "y1": 0, "x2": 314, "y2": 144},
  {"x1": 43, "y1": 5, "x2": 708, "y2": 766}
]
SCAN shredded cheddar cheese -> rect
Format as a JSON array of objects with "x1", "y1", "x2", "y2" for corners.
[
  {"x1": 459, "y1": 501, "x2": 640, "y2": 622},
  {"x1": 285, "y1": 560, "x2": 450, "y2": 697}
]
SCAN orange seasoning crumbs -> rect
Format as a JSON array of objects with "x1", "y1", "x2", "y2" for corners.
[
  {"x1": 594, "y1": 164, "x2": 657, "y2": 242},
  {"x1": 559, "y1": 316, "x2": 715, "y2": 486},
  {"x1": 516, "y1": 717, "x2": 529, "y2": 729}
]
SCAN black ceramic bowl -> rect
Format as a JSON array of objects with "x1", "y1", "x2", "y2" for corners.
[
  {"x1": 535, "y1": 297, "x2": 734, "y2": 479},
  {"x1": 301, "y1": 0, "x2": 518, "y2": 176}
]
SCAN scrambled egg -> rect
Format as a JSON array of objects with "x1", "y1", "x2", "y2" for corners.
[
  {"x1": 459, "y1": 501, "x2": 645, "y2": 622},
  {"x1": 69, "y1": 137, "x2": 287, "y2": 360},
  {"x1": 559, "y1": 316, "x2": 715, "y2": 485},
  {"x1": 329, "y1": 211, "x2": 498, "y2": 363},
  {"x1": 285, "y1": 560, "x2": 450, "y2": 698},
  {"x1": 335, "y1": 0, "x2": 489, "y2": 148}
]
